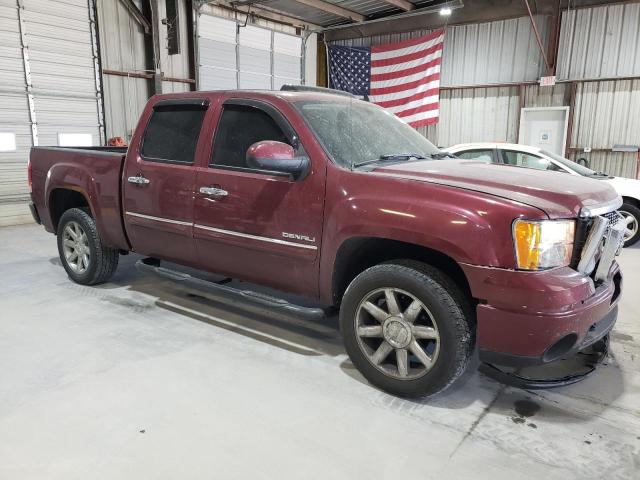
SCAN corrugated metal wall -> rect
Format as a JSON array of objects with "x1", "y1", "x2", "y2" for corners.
[
  {"x1": 572, "y1": 79, "x2": 640, "y2": 150},
  {"x1": 331, "y1": 15, "x2": 549, "y2": 87},
  {"x1": 523, "y1": 83, "x2": 568, "y2": 108},
  {"x1": 556, "y1": 2, "x2": 640, "y2": 81},
  {"x1": 97, "y1": 0, "x2": 150, "y2": 141},
  {"x1": 0, "y1": 0, "x2": 102, "y2": 226},
  {"x1": 97, "y1": 0, "x2": 192, "y2": 141},
  {"x1": 416, "y1": 86, "x2": 520, "y2": 147},
  {"x1": 157, "y1": 0, "x2": 190, "y2": 93},
  {"x1": 570, "y1": 79, "x2": 640, "y2": 178}
]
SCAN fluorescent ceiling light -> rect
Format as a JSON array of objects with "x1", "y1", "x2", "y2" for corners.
[{"x1": 439, "y1": 6, "x2": 452, "y2": 15}]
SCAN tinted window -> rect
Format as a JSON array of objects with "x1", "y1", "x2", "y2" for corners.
[
  {"x1": 501, "y1": 150, "x2": 557, "y2": 171},
  {"x1": 211, "y1": 105, "x2": 289, "y2": 169},
  {"x1": 456, "y1": 150, "x2": 494, "y2": 163},
  {"x1": 141, "y1": 105, "x2": 206, "y2": 164}
]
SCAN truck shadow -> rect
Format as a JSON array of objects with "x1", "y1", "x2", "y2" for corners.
[{"x1": 79, "y1": 253, "x2": 627, "y2": 413}]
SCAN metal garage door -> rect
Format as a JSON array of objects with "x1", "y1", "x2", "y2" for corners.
[
  {"x1": 197, "y1": 13, "x2": 302, "y2": 91},
  {"x1": 0, "y1": 0, "x2": 33, "y2": 225},
  {"x1": 0, "y1": 0, "x2": 103, "y2": 226}
]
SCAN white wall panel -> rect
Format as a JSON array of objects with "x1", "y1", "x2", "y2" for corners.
[
  {"x1": 96, "y1": 0, "x2": 149, "y2": 141},
  {"x1": 427, "y1": 86, "x2": 520, "y2": 147},
  {"x1": 332, "y1": 15, "x2": 549, "y2": 87},
  {"x1": 198, "y1": 14, "x2": 237, "y2": 90},
  {"x1": 557, "y1": 2, "x2": 640, "y2": 81}
]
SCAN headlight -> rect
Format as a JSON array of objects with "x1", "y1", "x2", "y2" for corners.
[{"x1": 513, "y1": 219, "x2": 575, "y2": 270}]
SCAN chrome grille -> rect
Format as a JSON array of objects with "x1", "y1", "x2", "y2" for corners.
[
  {"x1": 577, "y1": 210, "x2": 625, "y2": 280},
  {"x1": 603, "y1": 211, "x2": 621, "y2": 228}
]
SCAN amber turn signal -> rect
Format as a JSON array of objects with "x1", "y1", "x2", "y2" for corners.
[{"x1": 513, "y1": 219, "x2": 575, "y2": 270}]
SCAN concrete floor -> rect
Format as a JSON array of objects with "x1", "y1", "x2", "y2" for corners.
[{"x1": 0, "y1": 223, "x2": 638, "y2": 479}]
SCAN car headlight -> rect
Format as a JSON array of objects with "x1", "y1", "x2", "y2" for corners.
[{"x1": 513, "y1": 219, "x2": 576, "y2": 270}]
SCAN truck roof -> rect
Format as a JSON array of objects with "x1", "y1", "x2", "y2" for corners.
[{"x1": 150, "y1": 89, "x2": 362, "y2": 105}]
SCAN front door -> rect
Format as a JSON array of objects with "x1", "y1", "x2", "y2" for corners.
[
  {"x1": 518, "y1": 107, "x2": 569, "y2": 156},
  {"x1": 123, "y1": 98, "x2": 209, "y2": 265},
  {"x1": 193, "y1": 99, "x2": 326, "y2": 296}
]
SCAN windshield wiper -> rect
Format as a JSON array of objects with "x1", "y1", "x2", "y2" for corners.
[
  {"x1": 430, "y1": 152, "x2": 456, "y2": 159},
  {"x1": 354, "y1": 153, "x2": 428, "y2": 168}
]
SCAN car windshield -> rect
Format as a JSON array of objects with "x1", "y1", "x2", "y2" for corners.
[
  {"x1": 295, "y1": 99, "x2": 441, "y2": 169},
  {"x1": 540, "y1": 150, "x2": 605, "y2": 177}
]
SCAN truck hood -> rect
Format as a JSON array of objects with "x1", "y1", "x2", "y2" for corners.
[{"x1": 373, "y1": 159, "x2": 619, "y2": 218}]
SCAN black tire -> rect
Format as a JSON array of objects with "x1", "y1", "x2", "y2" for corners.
[
  {"x1": 339, "y1": 261, "x2": 473, "y2": 398},
  {"x1": 620, "y1": 203, "x2": 640, "y2": 247},
  {"x1": 57, "y1": 208, "x2": 119, "y2": 285}
]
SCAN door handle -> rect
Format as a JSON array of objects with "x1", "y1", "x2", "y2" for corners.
[
  {"x1": 199, "y1": 186, "x2": 228, "y2": 198},
  {"x1": 127, "y1": 175, "x2": 150, "y2": 185}
]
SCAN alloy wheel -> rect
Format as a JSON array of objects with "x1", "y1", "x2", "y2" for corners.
[
  {"x1": 354, "y1": 287, "x2": 440, "y2": 380},
  {"x1": 621, "y1": 211, "x2": 638, "y2": 241},
  {"x1": 62, "y1": 221, "x2": 91, "y2": 274}
]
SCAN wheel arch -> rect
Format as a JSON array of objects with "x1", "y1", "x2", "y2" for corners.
[
  {"x1": 621, "y1": 196, "x2": 640, "y2": 209},
  {"x1": 330, "y1": 236, "x2": 473, "y2": 308},
  {"x1": 48, "y1": 188, "x2": 93, "y2": 231}
]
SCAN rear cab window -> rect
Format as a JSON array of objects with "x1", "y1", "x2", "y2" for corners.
[{"x1": 141, "y1": 99, "x2": 209, "y2": 164}]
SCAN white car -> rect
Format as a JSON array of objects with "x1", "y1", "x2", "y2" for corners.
[{"x1": 444, "y1": 142, "x2": 640, "y2": 247}]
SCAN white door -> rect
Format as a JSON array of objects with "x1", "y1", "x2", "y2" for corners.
[
  {"x1": 0, "y1": 0, "x2": 103, "y2": 226},
  {"x1": 518, "y1": 107, "x2": 569, "y2": 156}
]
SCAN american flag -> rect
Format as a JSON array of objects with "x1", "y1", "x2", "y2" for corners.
[{"x1": 328, "y1": 29, "x2": 444, "y2": 128}]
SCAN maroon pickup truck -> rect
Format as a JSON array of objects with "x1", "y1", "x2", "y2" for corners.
[{"x1": 28, "y1": 87, "x2": 625, "y2": 397}]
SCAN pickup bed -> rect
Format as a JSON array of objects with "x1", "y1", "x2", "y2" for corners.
[{"x1": 29, "y1": 88, "x2": 625, "y2": 397}]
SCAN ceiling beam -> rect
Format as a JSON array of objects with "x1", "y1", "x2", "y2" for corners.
[
  {"x1": 381, "y1": 0, "x2": 414, "y2": 11},
  {"x1": 118, "y1": 0, "x2": 151, "y2": 34},
  {"x1": 212, "y1": 1, "x2": 319, "y2": 28},
  {"x1": 289, "y1": 0, "x2": 365, "y2": 22}
]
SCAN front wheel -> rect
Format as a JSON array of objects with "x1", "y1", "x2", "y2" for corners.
[
  {"x1": 339, "y1": 262, "x2": 473, "y2": 398},
  {"x1": 57, "y1": 208, "x2": 119, "y2": 285},
  {"x1": 619, "y1": 203, "x2": 640, "y2": 247}
]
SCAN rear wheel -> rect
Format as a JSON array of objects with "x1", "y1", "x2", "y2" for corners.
[
  {"x1": 620, "y1": 203, "x2": 640, "y2": 247},
  {"x1": 57, "y1": 208, "x2": 119, "y2": 285},
  {"x1": 339, "y1": 262, "x2": 473, "y2": 397}
]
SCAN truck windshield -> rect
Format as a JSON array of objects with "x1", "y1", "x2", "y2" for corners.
[{"x1": 295, "y1": 99, "x2": 441, "y2": 169}]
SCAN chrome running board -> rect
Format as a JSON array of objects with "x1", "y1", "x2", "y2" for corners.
[{"x1": 136, "y1": 258, "x2": 327, "y2": 320}]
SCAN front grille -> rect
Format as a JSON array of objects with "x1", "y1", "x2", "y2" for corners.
[
  {"x1": 603, "y1": 211, "x2": 621, "y2": 228},
  {"x1": 571, "y1": 218, "x2": 592, "y2": 268},
  {"x1": 573, "y1": 209, "x2": 624, "y2": 280}
]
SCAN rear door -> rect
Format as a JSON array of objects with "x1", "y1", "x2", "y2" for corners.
[
  {"x1": 193, "y1": 98, "x2": 326, "y2": 296},
  {"x1": 122, "y1": 98, "x2": 209, "y2": 265}
]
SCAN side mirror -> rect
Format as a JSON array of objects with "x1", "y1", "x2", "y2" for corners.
[{"x1": 246, "y1": 141, "x2": 309, "y2": 180}]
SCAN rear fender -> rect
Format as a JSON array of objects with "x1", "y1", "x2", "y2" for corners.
[{"x1": 45, "y1": 163, "x2": 128, "y2": 250}]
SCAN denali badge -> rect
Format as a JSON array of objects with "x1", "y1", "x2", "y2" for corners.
[{"x1": 282, "y1": 232, "x2": 316, "y2": 243}]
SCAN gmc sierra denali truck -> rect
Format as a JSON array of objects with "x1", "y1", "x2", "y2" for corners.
[{"x1": 28, "y1": 87, "x2": 625, "y2": 397}]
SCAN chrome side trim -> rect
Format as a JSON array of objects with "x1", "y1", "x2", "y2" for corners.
[
  {"x1": 194, "y1": 224, "x2": 318, "y2": 250},
  {"x1": 579, "y1": 196, "x2": 623, "y2": 218},
  {"x1": 125, "y1": 211, "x2": 192, "y2": 226}
]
